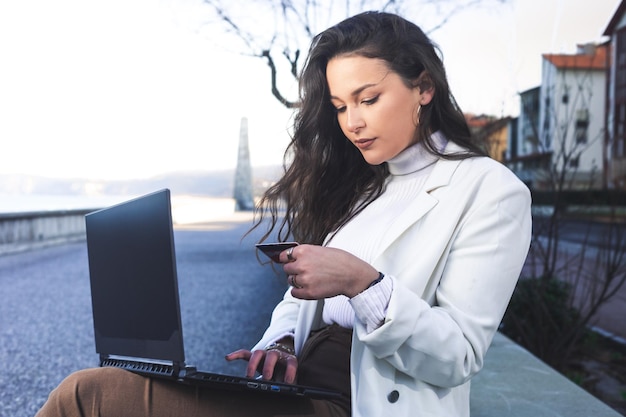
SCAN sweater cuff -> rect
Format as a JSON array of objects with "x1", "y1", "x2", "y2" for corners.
[{"x1": 349, "y1": 275, "x2": 393, "y2": 333}]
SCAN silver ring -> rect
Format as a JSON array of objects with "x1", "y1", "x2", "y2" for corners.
[
  {"x1": 286, "y1": 246, "x2": 295, "y2": 261},
  {"x1": 289, "y1": 275, "x2": 302, "y2": 289}
]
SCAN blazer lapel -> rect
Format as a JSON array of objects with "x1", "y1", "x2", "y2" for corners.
[{"x1": 373, "y1": 155, "x2": 463, "y2": 263}]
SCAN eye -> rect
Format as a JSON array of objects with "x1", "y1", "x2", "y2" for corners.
[
  {"x1": 362, "y1": 95, "x2": 379, "y2": 106},
  {"x1": 334, "y1": 105, "x2": 346, "y2": 114}
]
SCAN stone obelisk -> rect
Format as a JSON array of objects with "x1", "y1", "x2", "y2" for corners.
[{"x1": 233, "y1": 117, "x2": 255, "y2": 211}]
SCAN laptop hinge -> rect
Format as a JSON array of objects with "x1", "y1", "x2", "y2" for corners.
[{"x1": 100, "y1": 354, "x2": 184, "y2": 378}]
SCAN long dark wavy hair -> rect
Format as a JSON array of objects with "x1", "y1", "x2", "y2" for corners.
[{"x1": 251, "y1": 11, "x2": 486, "y2": 245}]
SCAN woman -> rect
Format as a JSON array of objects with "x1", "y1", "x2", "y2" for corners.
[{"x1": 36, "y1": 11, "x2": 531, "y2": 417}]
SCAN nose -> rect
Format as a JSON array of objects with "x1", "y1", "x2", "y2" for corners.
[{"x1": 345, "y1": 107, "x2": 365, "y2": 133}]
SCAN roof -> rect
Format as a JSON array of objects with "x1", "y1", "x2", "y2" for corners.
[
  {"x1": 473, "y1": 117, "x2": 513, "y2": 139},
  {"x1": 542, "y1": 44, "x2": 608, "y2": 70},
  {"x1": 465, "y1": 113, "x2": 495, "y2": 129},
  {"x1": 603, "y1": 0, "x2": 626, "y2": 36}
]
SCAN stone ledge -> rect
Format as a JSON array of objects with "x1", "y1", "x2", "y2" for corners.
[
  {"x1": 0, "y1": 209, "x2": 92, "y2": 256},
  {"x1": 471, "y1": 332, "x2": 621, "y2": 416},
  {"x1": 0, "y1": 234, "x2": 86, "y2": 256}
]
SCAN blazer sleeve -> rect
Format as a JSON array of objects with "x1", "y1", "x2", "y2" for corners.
[
  {"x1": 251, "y1": 289, "x2": 302, "y2": 351},
  {"x1": 357, "y1": 160, "x2": 532, "y2": 388}
]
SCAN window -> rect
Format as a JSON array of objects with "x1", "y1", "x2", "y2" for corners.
[
  {"x1": 575, "y1": 109, "x2": 589, "y2": 144},
  {"x1": 618, "y1": 104, "x2": 626, "y2": 157},
  {"x1": 543, "y1": 95, "x2": 551, "y2": 148}
]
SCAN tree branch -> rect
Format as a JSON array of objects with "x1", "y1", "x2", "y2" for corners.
[
  {"x1": 203, "y1": 0, "x2": 512, "y2": 108},
  {"x1": 262, "y1": 50, "x2": 298, "y2": 108}
]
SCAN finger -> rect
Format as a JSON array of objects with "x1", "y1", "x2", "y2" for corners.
[
  {"x1": 279, "y1": 250, "x2": 289, "y2": 264},
  {"x1": 282, "y1": 258, "x2": 301, "y2": 277},
  {"x1": 290, "y1": 286, "x2": 317, "y2": 300},
  {"x1": 225, "y1": 349, "x2": 252, "y2": 362},
  {"x1": 247, "y1": 349, "x2": 266, "y2": 378},
  {"x1": 283, "y1": 355, "x2": 298, "y2": 384},
  {"x1": 261, "y1": 350, "x2": 281, "y2": 380}
]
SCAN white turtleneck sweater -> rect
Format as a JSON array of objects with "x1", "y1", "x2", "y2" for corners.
[{"x1": 323, "y1": 134, "x2": 442, "y2": 332}]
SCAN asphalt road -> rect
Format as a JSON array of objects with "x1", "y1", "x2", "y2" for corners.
[{"x1": 0, "y1": 216, "x2": 286, "y2": 417}]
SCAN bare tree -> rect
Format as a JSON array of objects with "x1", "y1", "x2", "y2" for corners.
[
  {"x1": 200, "y1": 0, "x2": 509, "y2": 108},
  {"x1": 503, "y1": 46, "x2": 626, "y2": 371},
  {"x1": 533, "y1": 49, "x2": 606, "y2": 282}
]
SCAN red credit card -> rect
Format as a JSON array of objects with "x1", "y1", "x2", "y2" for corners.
[{"x1": 255, "y1": 242, "x2": 299, "y2": 262}]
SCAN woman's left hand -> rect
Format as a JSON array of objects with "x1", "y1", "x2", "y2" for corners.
[
  {"x1": 278, "y1": 244, "x2": 379, "y2": 299},
  {"x1": 225, "y1": 347, "x2": 298, "y2": 383}
]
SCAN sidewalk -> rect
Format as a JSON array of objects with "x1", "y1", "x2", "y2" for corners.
[{"x1": 1, "y1": 213, "x2": 623, "y2": 416}]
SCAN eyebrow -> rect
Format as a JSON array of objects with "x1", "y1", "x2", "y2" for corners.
[
  {"x1": 329, "y1": 83, "x2": 378, "y2": 101},
  {"x1": 328, "y1": 70, "x2": 391, "y2": 101}
]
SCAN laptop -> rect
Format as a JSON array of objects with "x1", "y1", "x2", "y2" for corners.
[{"x1": 84, "y1": 189, "x2": 343, "y2": 400}]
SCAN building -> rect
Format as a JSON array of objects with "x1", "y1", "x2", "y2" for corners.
[
  {"x1": 604, "y1": 0, "x2": 626, "y2": 188},
  {"x1": 507, "y1": 44, "x2": 608, "y2": 190},
  {"x1": 506, "y1": 87, "x2": 551, "y2": 188},
  {"x1": 465, "y1": 114, "x2": 511, "y2": 163}
]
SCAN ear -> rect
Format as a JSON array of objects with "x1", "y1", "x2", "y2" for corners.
[{"x1": 414, "y1": 71, "x2": 435, "y2": 105}]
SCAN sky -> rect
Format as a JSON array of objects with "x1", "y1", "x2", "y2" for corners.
[{"x1": 0, "y1": 0, "x2": 621, "y2": 181}]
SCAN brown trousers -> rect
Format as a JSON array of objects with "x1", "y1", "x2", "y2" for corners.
[{"x1": 35, "y1": 325, "x2": 352, "y2": 417}]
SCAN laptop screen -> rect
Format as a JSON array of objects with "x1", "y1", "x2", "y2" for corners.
[{"x1": 85, "y1": 189, "x2": 185, "y2": 363}]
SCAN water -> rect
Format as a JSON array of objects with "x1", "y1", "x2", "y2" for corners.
[
  {"x1": 0, "y1": 193, "x2": 132, "y2": 214},
  {"x1": 0, "y1": 193, "x2": 239, "y2": 225}
]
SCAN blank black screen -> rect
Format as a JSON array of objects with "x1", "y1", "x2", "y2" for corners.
[{"x1": 85, "y1": 189, "x2": 185, "y2": 362}]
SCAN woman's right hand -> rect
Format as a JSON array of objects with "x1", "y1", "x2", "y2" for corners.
[{"x1": 225, "y1": 347, "x2": 298, "y2": 384}]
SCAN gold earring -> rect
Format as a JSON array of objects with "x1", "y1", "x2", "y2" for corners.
[{"x1": 415, "y1": 105, "x2": 422, "y2": 125}]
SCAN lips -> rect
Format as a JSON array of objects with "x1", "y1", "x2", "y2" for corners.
[{"x1": 354, "y1": 138, "x2": 375, "y2": 149}]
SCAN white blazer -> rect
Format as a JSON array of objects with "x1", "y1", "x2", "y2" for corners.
[{"x1": 253, "y1": 142, "x2": 532, "y2": 417}]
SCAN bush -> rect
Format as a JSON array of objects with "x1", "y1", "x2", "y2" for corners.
[{"x1": 501, "y1": 276, "x2": 583, "y2": 370}]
